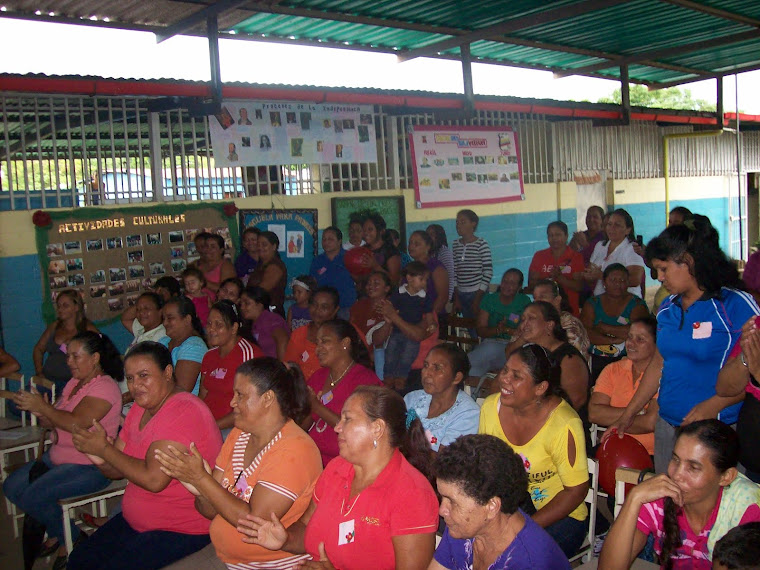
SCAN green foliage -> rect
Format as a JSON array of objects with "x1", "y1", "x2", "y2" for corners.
[{"x1": 597, "y1": 84, "x2": 717, "y2": 112}]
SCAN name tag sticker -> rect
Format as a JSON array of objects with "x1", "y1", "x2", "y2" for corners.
[
  {"x1": 617, "y1": 316, "x2": 629, "y2": 325},
  {"x1": 213, "y1": 368, "x2": 227, "y2": 379},
  {"x1": 508, "y1": 313, "x2": 519, "y2": 323},
  {"x1": 338, "y1": 519, "x2": 355, "y2": 545},
  {"x1": 321, "y1": 391, "x2": 334, "y2": 405},
  {"x1": 692, "y1": 321, "x2": 713, "y2": 339},
  {"x1": 301, "y1": 350, "x2": 310, "y2": 362},
  {"x1": 561, "y1": 265, "x2": 572, "y2": 274}
]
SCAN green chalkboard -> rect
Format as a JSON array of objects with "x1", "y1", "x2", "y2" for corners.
[{"x1": 331, "y1": 196, "x2": 406, "y2": 245}]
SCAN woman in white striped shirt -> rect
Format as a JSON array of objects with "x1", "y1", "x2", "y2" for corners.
[{"x1": 452, "y1": 210, "x2": 493, "y2": 325}]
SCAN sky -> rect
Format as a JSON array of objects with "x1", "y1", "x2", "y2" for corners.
[{"x1": 0, "y1": 18, "x2": 759, "y2": 113}]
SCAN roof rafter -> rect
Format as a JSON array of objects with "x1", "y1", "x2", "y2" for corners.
[
  {"x1": 155, "y1": 0, "x2": 250, "y2": 43},
  {"x1": 396, "y1": 0, "x2": 630, "y2": 63},
  {"x1": 554, "y1": 29, "x2": 760, "y2": 79},
  {"x1": 649, "y1": 61, "x2": 760, "y2": 90},
  {"x1": 658, "y1": 0, "x2": 760, "y2": 28}
]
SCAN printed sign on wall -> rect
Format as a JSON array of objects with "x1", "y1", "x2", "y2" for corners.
[
  {"x1": 37, "y1": 203, "x2": 237, "y2": 323},
  {"x1": 409, "y1": 125, "x2": 525, "y2": 208},
  {"x1": 209, "y1": 100, "x2": 377, "y2": 168},
  {"x1": 239, "y1": 209, "x2": 318, "y2": 297}
]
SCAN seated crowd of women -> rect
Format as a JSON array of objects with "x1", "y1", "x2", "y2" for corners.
[{"x1": 8, "y1": 206, "x2": 760, "y2": 569}]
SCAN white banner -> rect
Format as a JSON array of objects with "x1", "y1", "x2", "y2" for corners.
[
  {"x1": 410, "y1": 126, "x2": 525, "y2": 208},
  {"x1": 209, "y1": 100, "x2": 377, "y2": 167}
]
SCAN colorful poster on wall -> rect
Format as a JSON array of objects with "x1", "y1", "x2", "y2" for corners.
[
  {"x1": 239, "y1": 209, "x2": 318, "y2": 297},
  {"x1": 36, "y1": 203, "x2": 238, "y2": 323},
  {"x1": 409, "y1": 125, "x2": 525, "y2": 209},
  {"x1": 209, "y1": 100, "x2": 377, "y2": 168}
]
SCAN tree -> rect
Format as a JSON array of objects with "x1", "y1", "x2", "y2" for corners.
[{"x1": 597, "y1": 84, "x2": 716, "y2": 112}]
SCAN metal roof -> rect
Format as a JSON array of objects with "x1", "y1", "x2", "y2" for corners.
[{"x1": 1, "y1": 1, "x2": 760, "y2": 88}]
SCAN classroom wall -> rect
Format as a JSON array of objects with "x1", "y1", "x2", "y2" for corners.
[{"x1": 0, "y1": 175, "x2": 736, "y2": 377}]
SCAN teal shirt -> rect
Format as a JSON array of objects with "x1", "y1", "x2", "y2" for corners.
[{"x1": 479, "y1": 292, "x2": 531, "y2": 340}]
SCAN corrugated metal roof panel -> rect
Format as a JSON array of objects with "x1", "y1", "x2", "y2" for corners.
[{"x1": 2, "y1": 1, "x2": 760, "y2": 86}]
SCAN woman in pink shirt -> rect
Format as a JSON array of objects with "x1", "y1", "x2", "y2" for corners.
[
  {"x1": 600, "y1": 419, "x2": 760, "y2": 569},
  {"x1": 68, "y1": 341, "x2": 222, "y2": 570},
  {"x1": 4, "y1": 331, "x2": 123, "y2": 566}
]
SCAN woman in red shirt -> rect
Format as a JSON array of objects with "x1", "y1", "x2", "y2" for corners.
[
  {"x1": 200, "y1": 301, "x2": 263, "y2": 435},
  {"x1": 238, "y1": 386, "x2": 439, "y2": 570}
]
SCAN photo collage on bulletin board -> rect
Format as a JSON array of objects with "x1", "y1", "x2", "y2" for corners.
[
  {"x1": 209, "y1": 99, "x2": 378, "y2": 168},
  {"x1": 39, "y1": 205, "x2": 235, "y2": 322},
  {"x1": 409, "y1": 125, "x2": 525, "y2": 208}
]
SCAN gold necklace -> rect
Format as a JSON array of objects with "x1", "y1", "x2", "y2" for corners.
[{"x1": 329, "y1": 361, "x2": 355, "y2": 388}]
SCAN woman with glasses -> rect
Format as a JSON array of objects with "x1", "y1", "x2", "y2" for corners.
[{"x1": 478, "y1": 343, "x2": 589, "y2": 558}]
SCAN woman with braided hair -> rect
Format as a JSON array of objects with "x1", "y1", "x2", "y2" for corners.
[{"x1": 600, "y1": 419, "x2": 760, "y2": 569}]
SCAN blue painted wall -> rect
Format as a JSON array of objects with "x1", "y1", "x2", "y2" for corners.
[
  {"x1": 408, "y1": 208, "x2": 577, "y2": 284},
  {"x1": 1, "y1": 254, "x2": 132, "y2": 377}
]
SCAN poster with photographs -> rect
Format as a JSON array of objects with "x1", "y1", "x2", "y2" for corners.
[
  {"x1": 239, "y1": 209, "x2": 317, "y2": 298},
  {"x1": 37, "y1": 203, "x2": 237, "y2": 322},
  {"x1": 409, "y1": 125, "x2": 525, "y2": 209},
  {"x1": 209, "y1": 100, "x2": 377, "y2": 168}
]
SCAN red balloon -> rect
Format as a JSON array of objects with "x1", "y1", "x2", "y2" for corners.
[
  {"x1": 596, "y1": 433, "x2": 653, "y2": 496},
  {"x1": 344, "y1": 246, "x2": 373, "y2": 276}
]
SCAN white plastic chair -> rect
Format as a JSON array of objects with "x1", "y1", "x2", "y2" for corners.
[
  {"x1": 60, "y1": 479, "x2": 128, "y2": 553},
  {"x1": 569, "y1": 457, "x2": 599, "y2": 564},
  {"x1": 1, "y1": 375, "x2": 55, "y2": 536}
]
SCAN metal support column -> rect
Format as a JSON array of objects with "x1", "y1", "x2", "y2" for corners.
[
  {"x1": 208, "y1": 15, "x2": 223, "y2": 105},
  {"x1": 148, "y1": 112, "x2": 165, "y2": 202},
  {"x1": 716, "y1": 76, "x2": 724, "y2": 128},
  {"x1": 461, "y1": 44, "x2": 475, "y2": 118},
  {"x1": 620, "y1": 65, "x2": 630, "y2": 125}
]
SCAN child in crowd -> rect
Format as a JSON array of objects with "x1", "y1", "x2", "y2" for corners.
[
  {"x1": 287, "y1": 275, "x2": 316, "y2": 330},
  {"x1": 378, "y1": 261, "x2": 435, "y2": 391},
  {"x1": 713, "y1": 522, "x2": 760, "y2": 570},
  {"x1": 343, "y1": 216, "x2": 365, "y2": 250},
  {"x1": 182, "y1": 267, "x2": 214, "y2": 327}
]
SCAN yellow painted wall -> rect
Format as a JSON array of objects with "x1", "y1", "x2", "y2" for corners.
[{"x1": 0, "y1": 182, "x2": 577, "y2": 259}]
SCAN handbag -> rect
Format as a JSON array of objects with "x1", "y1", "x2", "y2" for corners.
[{"x1": 22, "y1": 429, "x2": 51, "y2": 570}]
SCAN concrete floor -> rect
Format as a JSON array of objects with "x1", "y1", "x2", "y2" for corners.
[{"x1": 0, "y1": 487, "x2": 52, "y2": 570}]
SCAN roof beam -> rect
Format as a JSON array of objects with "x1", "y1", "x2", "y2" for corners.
[
  {"x1": 397, "y1": 0, "x2": 629, "y2": 63},
  {"x1": 649, "y1": 61, "x2": 760, "y2": 90},
  {"x1": 554, "y1": 29, "x2": 760, "y2": 78},
  {"x1": 237, "y1": 2, "x2": 708, "y2": 77},
  {"x1": 658, "y1": 0, "x2": 760, "y2": 28},
  {"x1": 155, "y1": 0, "x2": 249, "y2": 43}
]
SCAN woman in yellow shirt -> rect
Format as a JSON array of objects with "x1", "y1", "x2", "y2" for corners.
[{"x1": 479, "y1": 343, "x2": 589, "y2": 557}]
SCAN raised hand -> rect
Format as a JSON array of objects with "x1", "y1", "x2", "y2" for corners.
[
  {"x1": 237, "y1": 512, "x2": 288, "y2": 550},
  {"x1": 154, "y1": 442, "x2": 207, "y2": 488},
  {"x1": 72, "y1": 419, "x2": 109, "y2": 457},
  {"x1": 628, "y1": 473, "x2": 683, "y2": 507}
]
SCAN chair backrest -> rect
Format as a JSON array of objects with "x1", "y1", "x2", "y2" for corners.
[
  {"x1": 589, "y1": 423, "x2": 606, "y2": 447},
  {"x1": 444, "y1": 314, "x2": 478, "y2": 352},
  {"x1": 0, "y1": 373, "x2": 24, "y2": 421},
  {"x1": 614, "y1": 466, "x2": 655, "y2": 518},
  {"x1": 569, "y1": 457, "x2": 599, "y2": 564},
  {"x1": 29, "y1": 376, "x2": 57, "y2": 426}
]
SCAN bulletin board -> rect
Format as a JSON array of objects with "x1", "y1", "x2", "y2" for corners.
[
  {"x1": 239, "y1": 209, "x2": 318, "y2": 296},
  {"x1": 330, "y1": 196, "x2": 406, "y2": 247},
  {"x1": 209, "y1": 100, "x2": 377, "y2": 168},
  {"x1": 409, "y1": 125, "x2": 525, "y2": 208},
  {"x1": 36, "y1": 202, "x2": 239, "y2": 323}
]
